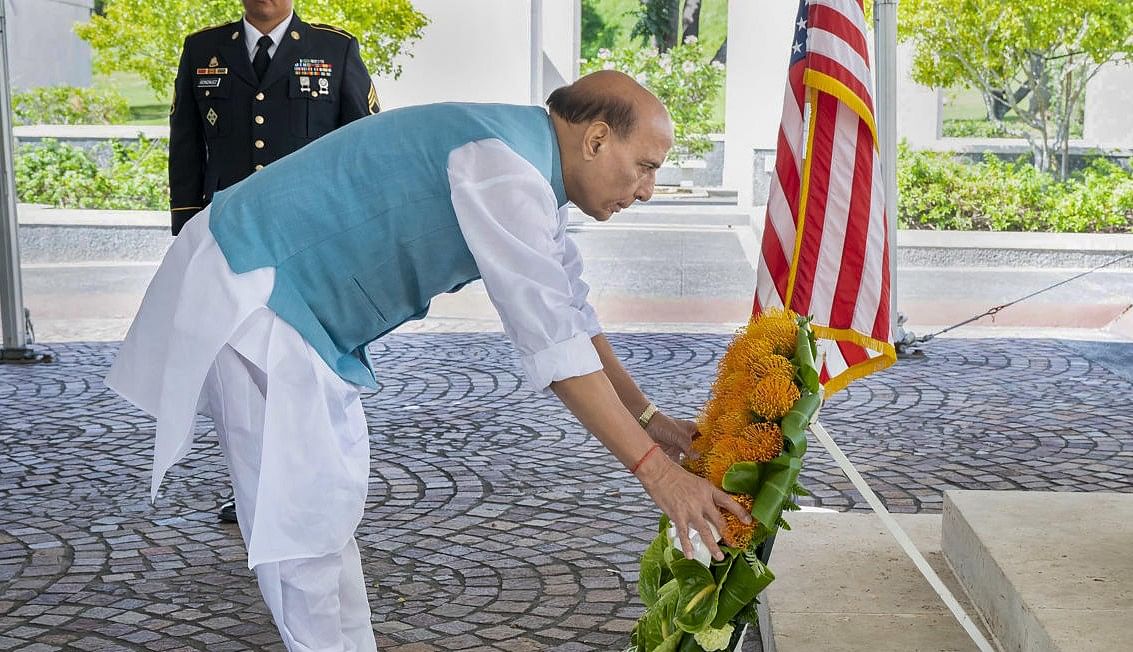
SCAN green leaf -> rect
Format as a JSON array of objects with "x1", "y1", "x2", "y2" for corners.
[
  {"x1": 780, "y1": 392, "x2": 821, "y2": 456},
  {"x1": 655, "y1": 629, "x2": 686, "y2": 652},
  {"x1": 711, "y1": 554, "x2": 775, "y2": 628},
  {"x1": 671, "y1": 559, "x2": 719, "y2": 633},
  {"x1": 639, "y1": 532, "x2": 670, "y2": 608},
  {"x1": 636, "y1": 580, "x2": 682, "y2": 650},
  {"x1": 793, "y1": 320, "x2": 820, "y2": 394},
  {"x1": 720, "y1": 461, "x2": 761, "y2": 494},
  {"x1": 749, "y1": 454, "x2": 804, "y2": 529}
]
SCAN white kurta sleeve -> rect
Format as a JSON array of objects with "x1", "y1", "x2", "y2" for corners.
[
  {"x1": 558, "y1": 206, "x2": 603, "y2": 338},
  {"x1": 448, "y1": 138, "x2": 602, "y2": 393}
]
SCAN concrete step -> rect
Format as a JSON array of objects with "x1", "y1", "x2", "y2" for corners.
[
  {"x1": 943, "y1": 490, "x2": 1133, "y2": 652},
  {"x1": 766, "y1": 512, "x2": 991, "y2": 652}
]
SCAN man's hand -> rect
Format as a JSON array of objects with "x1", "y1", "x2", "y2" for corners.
[
  {"x1": 645, "y1": 411, "x2": 697, "y2": 461},
  {"x1": 635, "y1": 452, "x2": 752, "y2": 562}
]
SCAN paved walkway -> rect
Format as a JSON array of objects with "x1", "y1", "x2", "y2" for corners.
[{"x1": 2, "y1": 333, "x2": 1132, "y2": 651}]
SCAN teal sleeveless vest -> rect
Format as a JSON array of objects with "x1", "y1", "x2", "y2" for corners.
[{"x1": 208, "y1": 103, "x2": 568, "y2": 389}]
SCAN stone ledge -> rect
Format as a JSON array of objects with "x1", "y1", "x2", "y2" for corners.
[
  {"x1": 14, "y1": 124, "x2": 170, "y2": 141},
  {"x1": 942, "y1": 491, "x2": 1133, "y2": 652}
]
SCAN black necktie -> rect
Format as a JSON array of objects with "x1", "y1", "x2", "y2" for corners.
[{"x1": 252, "y1": 35, "x2": 273, "y2": 82}]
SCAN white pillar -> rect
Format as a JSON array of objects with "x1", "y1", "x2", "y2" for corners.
[
  {"x1": 373, "y1": 0, "x2": 540, "y2": 108},
  {"x1": 723, "y1": 0, "x2": 796, "y2": 206},
  {"x1": 541, "y1": 0, "x2": 581, "y2": 96},
  {"x1": 1084, "y1": 60, "x2": 1133, "y2": 148},
  {"x1": 895, "y1": 42, "x2": 940, "y2": 146}
]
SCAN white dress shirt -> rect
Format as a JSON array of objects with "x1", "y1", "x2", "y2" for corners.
[
  {"x1": 243, "y1": 11, "x2": 293, "y2": 60},
  {"x1": 448, "y1": 138, "x2": 604, "y2": 392}
]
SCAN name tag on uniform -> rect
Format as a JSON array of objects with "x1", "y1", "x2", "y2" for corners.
[
  {"x1": 294, "y1": 58, "x2": 332, "y2": 77},
  {"x1": 197, "y1": 78, "x2": 222, "y2": 88},
  {"x1": 196, "y1": 67, "x2": 229, "y2": 75}
]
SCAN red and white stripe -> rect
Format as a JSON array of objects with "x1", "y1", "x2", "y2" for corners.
[{"x1": 754, "y1": 0, "x2": 894, "y2": 393}]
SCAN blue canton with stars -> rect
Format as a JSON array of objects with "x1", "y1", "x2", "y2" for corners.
[{"x1": 790, "y1": 0, "x2": 810, "y2": 65}]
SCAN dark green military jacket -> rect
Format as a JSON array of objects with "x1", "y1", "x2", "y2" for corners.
[{"x1": 169, "y1": 14, "x2": 379, "y2": 235}]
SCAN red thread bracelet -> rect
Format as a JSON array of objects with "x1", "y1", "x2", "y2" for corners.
[{"x1": 630, "y1": 443, "x2": 661, "y2": 475}]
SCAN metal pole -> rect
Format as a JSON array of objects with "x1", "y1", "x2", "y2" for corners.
[
  {"x1": 873, "y1": 0, "x2": 910, "y2": 352},
  {"x1": 0, "y1": 1, "x2": 46, "y2": 363}
]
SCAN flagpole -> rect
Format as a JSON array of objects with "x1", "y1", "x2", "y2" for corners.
[
  {"x1": 873, "y1": 0, "x2": 905, "y2": 349},
  {"x1": 0, "y1": 0, "x2": 29, "y2": 359}
]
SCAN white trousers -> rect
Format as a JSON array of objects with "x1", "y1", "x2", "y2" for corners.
[{"x1": 204, "y1": 342, "x2": 378, "y2": 652}]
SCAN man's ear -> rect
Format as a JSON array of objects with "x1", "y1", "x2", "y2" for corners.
[{"x1": 582, "y1": 121, "x2": 611, "y2": 161}]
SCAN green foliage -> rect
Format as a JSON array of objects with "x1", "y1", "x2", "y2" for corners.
[
  {"x1": 581, "y1": 39, "x2": 724, "y2": 158},
  {"x1": 897, "y1": 144, "x2": 1133, "y2": 233},
  {"x1": 631, "y1": 0, "x2": 679, "y2": 51},
  {"x1": 76, "y1": 0, "x2": 428, "y2": 98},
  {"x1": 899, "y1": 0, "x2": 1133, "y2": 177},
  {"x1": 581, "y1": 0, "x2": 622, "y2": 60},
  {"x1": 941, "y1": 119, "x2": 1016, "y2": 139},
  {"x1": 14, "y1": 138, "x2": 168, "y2": 210},
  {"x1": 12, "y1": 86, "x2": 130, "y2": 126}
]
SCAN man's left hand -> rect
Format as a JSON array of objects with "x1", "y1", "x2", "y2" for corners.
[{"x1": 645, "y1": 411, "x2": 697, "y2": 462}]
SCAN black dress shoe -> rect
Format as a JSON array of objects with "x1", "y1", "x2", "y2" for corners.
[{"x1": 218, "y1": 500, "x2": 238, "y2": 523}]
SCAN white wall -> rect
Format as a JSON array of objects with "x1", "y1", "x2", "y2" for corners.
[
  {"x1": 894, "y1": 42, "x2": 940, "y2": 147},
  {"x1": 5, "y1": 0, "x2": 94, "y2": 90},
  {"x1": 1084, "y1": 61, "x2": 1133, "y2": 149},
  {"x1": 541, "y1": 0, "x2": 580, "y2": 96},
  {"x1": 373, "y1": 0, "x2": 539, "y2": 109},
  {"x1": 722, "y1": 0, "x2": 796, "y2": 206}
]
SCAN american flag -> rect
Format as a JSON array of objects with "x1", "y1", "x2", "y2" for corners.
[{"x1": 754, "y1": 0, "x2": 896, "y2": 394}]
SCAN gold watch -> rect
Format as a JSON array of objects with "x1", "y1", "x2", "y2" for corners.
[{"x1": 637, "y1": 402, "x2": 659, "y2": 428}]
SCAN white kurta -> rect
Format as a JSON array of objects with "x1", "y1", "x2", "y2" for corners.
[{"x1": 107, "y1": 138, "x2": 602, "y2": 566}]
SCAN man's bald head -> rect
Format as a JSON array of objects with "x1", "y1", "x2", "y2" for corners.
[
  {"x1": 546, "y1": 70, "x2": 670, "y2": 138},
  {"x1": 547, "y1": 71, "x2": 674, "y2": 221}
]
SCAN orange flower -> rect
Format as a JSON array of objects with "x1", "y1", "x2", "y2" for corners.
[
  {"x1": 701, "y1": 431, "x2": 774, "y2": 487},
  {"x1": 749, "y1": 373, "x2": 800, "y2": 422},
  {"x1": 748, "y1": 354, "x2": 795, "y2": 381},
  {"x1": 728, "y1": 338, "x2": 775, "y2": 377},
  {"x1": 720, "y1": 494, "x2": 756, "y2": 549},
  {"x1": 710, "y1": 408, "x2": 752, "y2": 440},
  {"x1": 746, "y1": 309, "x2": 799, "y2": 357},
  {"x1": 738, "y1": 422, "x2": 784, "y2": 462}
]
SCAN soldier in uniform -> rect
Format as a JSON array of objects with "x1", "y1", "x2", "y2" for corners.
[
  {"x1": 169, "y1": 0, "x2": 379, "y2": 523},
  {"x1": 169, "y1": 0, "x2": 379, "y2": 236}
]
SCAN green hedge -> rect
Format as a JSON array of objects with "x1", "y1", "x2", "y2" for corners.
[
  {"x1": 15, "y1": 138, "x2": 167, "y2": 210},
  {"x1": 898, "y1": 145, "x2": 1133, "y2": 233},
  {"x1": 13, "y1": 137, "x2": 1133, "y2": 233},
  {"x1": 13, "y1": 86, "x2": 131, "y2": 126}
]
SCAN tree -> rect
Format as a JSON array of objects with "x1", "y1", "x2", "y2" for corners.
[
  {"x1": 900, "y1": 0, "x2": 1133, "y2": 179},
  {"x1": 681, "y1": 0, "x2": 702, "y2": 41},
  {"x1": 580, "y1": 0, "x2": 621, "y2": 60},
  {"x1": 631, "y1": 0, "x2": 680, "y2": 52},
  {"x1": 76, "y1": 0, "x2": 428, "y2": 99}
]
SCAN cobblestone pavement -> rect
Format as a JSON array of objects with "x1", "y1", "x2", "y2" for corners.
[{"x1": 2, "y1": 334, "x2": 1132, "y2": 651}]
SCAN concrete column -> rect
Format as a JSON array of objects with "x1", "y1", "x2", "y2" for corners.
[
  {"x1": 895, "y1": 42, "x2": 940, "y2": 147},
  {"x1": 1084, "y1": 60, "x2": 1133, "y2": 148},
  {"x1": 722, "y1": 0, "x2": 796, "y2": 206},
  {"x1": 373, "y1": 0, "x2": 538, "y2": 109},
  {"x1": 541, "y1": 0, "x2": 580, "y2": 97}
]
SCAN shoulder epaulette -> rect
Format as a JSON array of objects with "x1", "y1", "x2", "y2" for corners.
[
  {"x1": 310, "y1": 23, "x2": 356, "y2": 40},
  {"x1": 185, "y1": 21, "x2": 237, "y2": 40}
]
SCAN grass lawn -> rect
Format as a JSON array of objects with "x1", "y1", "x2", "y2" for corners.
[{"x1": 94, "y1": 71, "x2": 169, "y2": 125}]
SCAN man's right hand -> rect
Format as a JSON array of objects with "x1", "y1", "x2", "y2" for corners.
[{"x1": 634, "y1": 452, "x2": 752, "y2": 562}]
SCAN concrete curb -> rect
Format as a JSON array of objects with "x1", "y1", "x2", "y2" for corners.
[{"x1": 15, "y1": 203, "x2": 1133, "y2": 268}]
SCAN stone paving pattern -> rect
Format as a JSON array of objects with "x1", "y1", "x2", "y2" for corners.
[{"x1": 1, "y1": 334, "x2": 1132, "y2": 651}]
